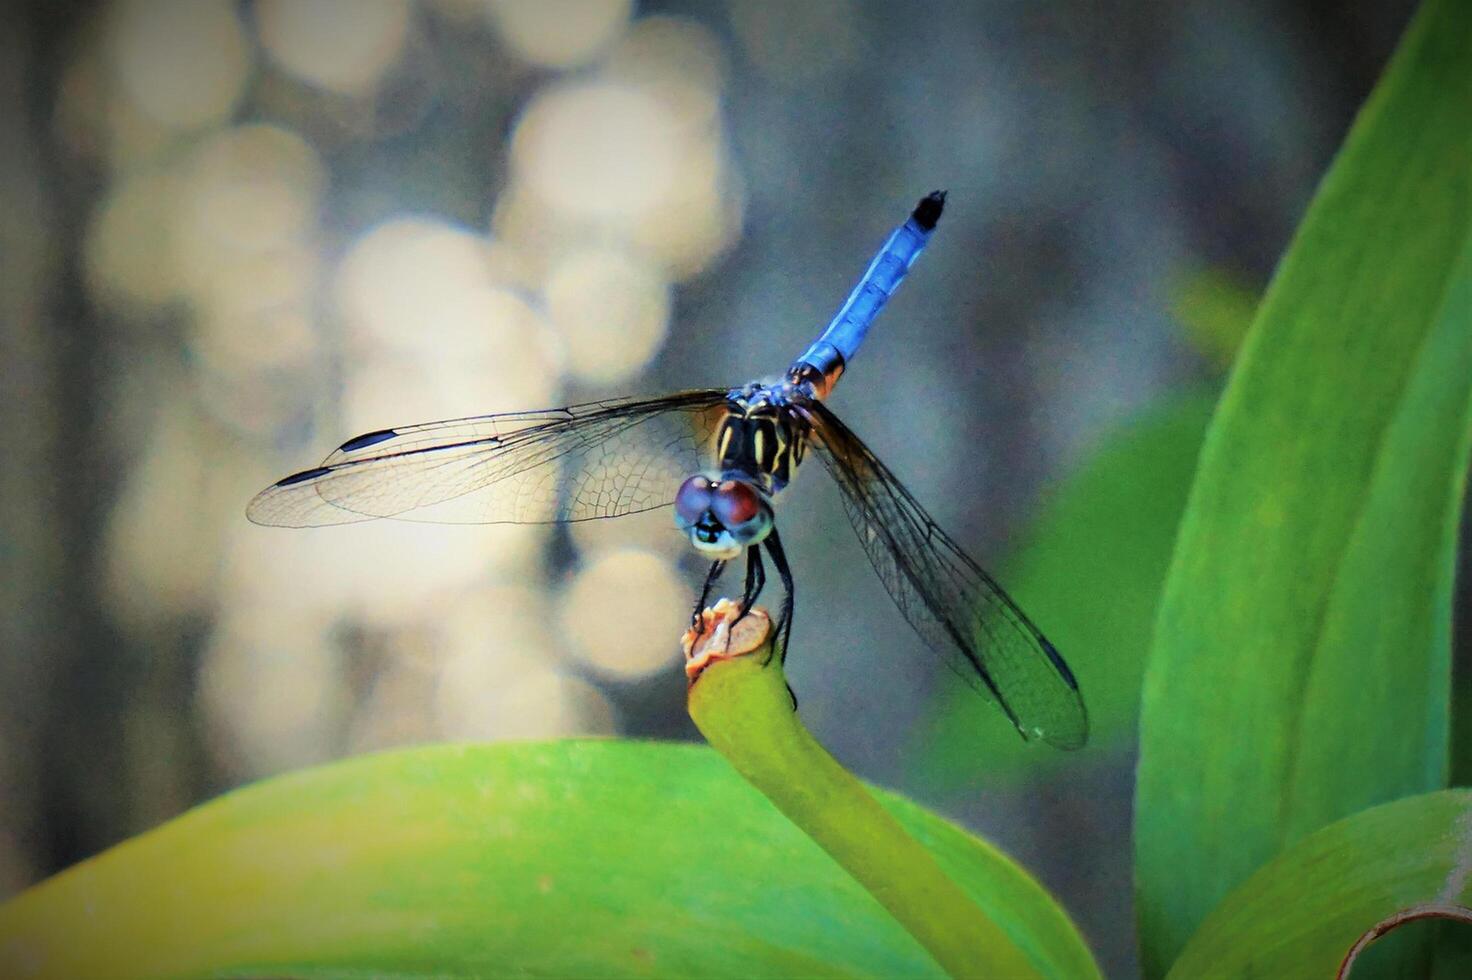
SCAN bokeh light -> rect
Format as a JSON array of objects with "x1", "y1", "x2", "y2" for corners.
[
  {"x1": 221, "y1": 516, "x2": 542, "y2": 631},
  {"x1": 330, "y1": 220, "x2": 557, "y2": 518},
  {"x1": 511, "y1": 81, "x2": 683, "y2": 222},
  {"x1": 199, "y1": 612, "x2": 349, "y2": 778},
  {"x1": 255, "y1": 0, "x2": 411, "y2": 95},
  {"x1": 544, "y1": 248, "x2": 671, "y2": 384},
  {"x1": 190, "y1": 303, "x2": 322, "y2": 437},
  {"x1": 486, "y1": 0, "x2": 633, "y2": 69},
  {"x1": 604, "y1": 16, "x2": 726, "y2": 130},
  {"x1": 438, "y1": 667, "x2": 616, "y2": 741},
  {"x1": 175, "y1": 125, "x2": 323, "y2": 256},
  {"x1": 102, "y1": 402, "x2": 240, "y2": 631},
  {"x1": 172, "y1": 124, "x2": 325, "y2": 310},
  {"x1": 559, "y1": 547, "x2": 689, "y2": 678},
  {"x1": 85, "y1": 166, "x2": 186, "y2": 309},
  {"x1": 334, "y1": 219, "x2": 563, "y2": 445},
  {"x1": 437, "y1": 584, "x2": 561, "y2": 670},
  {"x1": 496, "y1": 34, "x2": 741, "y2": 285},
  {"x1": 568, "y1": 506, "x2": 692, "y2": 561},
  {"x1": 623, "y1": 137, "x2": 742, "y2": 280},
  {"x1": 109, "y1": 0, "x2": 252, "y2": 129},
  {"x1": 337, "y1": 219, "x2": 484, "y2": 310},
  {"x1": 336, "y1": 218, "x2": 501, "y2": 345},
  {"x1": 84, "y1": 123, "x2": 326, "y2": 321}
]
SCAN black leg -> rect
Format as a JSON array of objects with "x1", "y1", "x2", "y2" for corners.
[
  {"x1": 731, "y1": 545, "x2": 766, "y2": 631},
  {"x1": 692, "y1": 559, "x2": 726, "y2": 635},
  {"x1": 762, "y1": 527, "x2": 796, "y2": 668}
]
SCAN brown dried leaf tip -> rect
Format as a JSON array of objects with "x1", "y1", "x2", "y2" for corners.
[{"x1": 680, "y1": 598, "x2": 772, "y2": 685}]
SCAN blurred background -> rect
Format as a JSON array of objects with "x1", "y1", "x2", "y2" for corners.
[{"x1": 0, "y1": 0, "x2": 1442, "y2": 974}]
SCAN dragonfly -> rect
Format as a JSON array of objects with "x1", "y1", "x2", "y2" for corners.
[{"x1": 248, "y1": 192, "x2": 1088, "y2": 749}]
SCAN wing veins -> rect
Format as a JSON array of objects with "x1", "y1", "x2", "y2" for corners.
[
  {"x1": 799, "y1": 399, "x2": 1086, "y2": 748},
  {"x1": 248, "y1": 389, "x2": 729, "y2": 527}
]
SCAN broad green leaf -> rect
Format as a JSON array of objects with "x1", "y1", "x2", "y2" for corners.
[
  {"x1": 1167, "y1": 789, "x2": 1472, "y2": 979},
  {"x1": 916, "y1": 390, "x2": 1215, "y2": 783},
  {"x1": 0, "y1": 741, "x2": 1096, "y2": 979},
  {"x1": 1135, "y1": 1, "x2": 1472, "y2": 975}
]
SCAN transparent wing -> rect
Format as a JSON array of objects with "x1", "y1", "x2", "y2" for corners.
[
  {"x1": 799, "y1": 399, "x2": 1088, "y2": 749},
  {"x1": 247, "y1": 389, "x2": 731, "y2": 528}
]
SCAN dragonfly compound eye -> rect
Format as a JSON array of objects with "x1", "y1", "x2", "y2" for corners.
[
  {"x1": 712, "y1": 480, "x2": 773, "y2": 545},
  {"x1": 713, "y1": 480, "x2": 759, "y2": 524},
  {"x1": 674, "y1": 475, "x2": 715, "y2": 528}
]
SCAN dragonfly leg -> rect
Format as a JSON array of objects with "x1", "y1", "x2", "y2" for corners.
[
  {"x1": 762, "y1": 527, "x2": 796, "y2": 672},
  {"x1": 692, "y1": 559, "x2": 727, "y2": 635},
  {"x1": 731, "y1": 545, "x2": 766, "y2": 628}
]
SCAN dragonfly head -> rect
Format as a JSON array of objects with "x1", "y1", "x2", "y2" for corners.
[{"x1": 674, "y1": 475, "x2": 774, "y2": 560}]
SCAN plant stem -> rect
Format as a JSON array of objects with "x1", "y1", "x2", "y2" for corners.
[{"x1": 684, "y1": 601, "x2": 1043, "y2": 980}]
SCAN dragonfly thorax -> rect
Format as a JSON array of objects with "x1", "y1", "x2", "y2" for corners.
[{"x1": 716, "y1": 383, "x2": 811, "y2": 496}]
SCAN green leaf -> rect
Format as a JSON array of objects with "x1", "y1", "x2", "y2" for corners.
[
  {"x1": 0, "y1": 741, "x2": 1096, "y2": 979},
  {"x1": 915, "y1": 390, "x2": 1216, "y2": 783},
  {"x1": 1166, "y1": 789, "x2": 1472, "y2": 979},
  {"x1": 1135, "y1": 0, "x2": 1472, "y2": 975}
]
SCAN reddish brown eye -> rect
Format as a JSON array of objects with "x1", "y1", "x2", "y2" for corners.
[
  {"x1": 674, "y1": 476, "x2": 714, "y2": 525},
  {"x1": 713, "y1": 480, "x2": 760, "y2": 526}
]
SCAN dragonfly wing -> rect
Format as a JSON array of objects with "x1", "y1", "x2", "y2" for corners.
[
  {"x1": 247, "y1": 389, "x2": 731, "y2": 528},
  {"x1": 799, "y1": 399, "x2": 1088, "y2": 749}
]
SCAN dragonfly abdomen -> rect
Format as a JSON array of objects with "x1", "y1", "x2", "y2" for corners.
[{"x1": 789, "y1": 190, "x2": 946, "y2": 398}]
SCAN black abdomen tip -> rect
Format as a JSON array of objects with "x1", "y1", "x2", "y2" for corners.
[{"x1": 912, "y1": 190, "x2": 947, "y2": 231}]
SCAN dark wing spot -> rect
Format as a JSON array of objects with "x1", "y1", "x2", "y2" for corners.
[
  {"x1": 338, "y1": 429, "x2": 398, "y2": 452},
  {"x1": 1041, "y1": 638, "x2": 1078, "y2": 690},
  {"x1": 275, "y1": 466, "x2": 334, "y2": 487}
]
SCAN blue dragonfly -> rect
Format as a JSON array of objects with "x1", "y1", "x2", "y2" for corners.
[{"x1": 249, "y1": 193, "x2": 1088, "y2": 749}]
